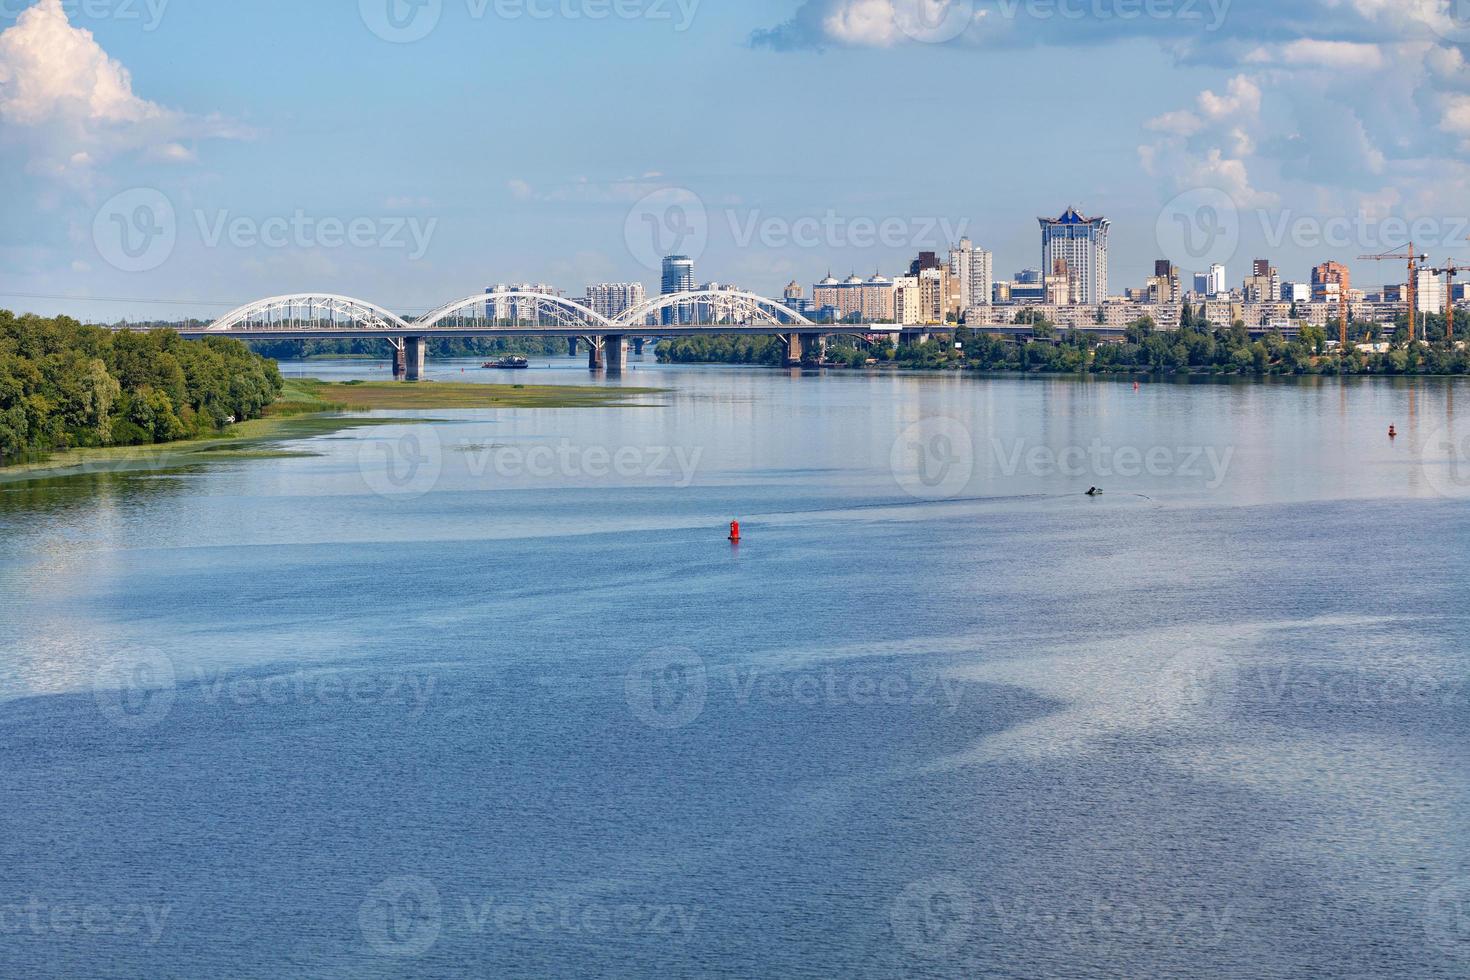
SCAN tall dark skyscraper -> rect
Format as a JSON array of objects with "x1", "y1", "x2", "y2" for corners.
[{"x1": 661, "y1": 254, "x2": 695, "y2": 325}]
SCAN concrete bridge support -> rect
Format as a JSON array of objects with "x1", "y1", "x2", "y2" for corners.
[
  {"x1": 403, "y1": 336, "x2": 428, "y2": 381},
  {"x1": 605, "y1": 335, "x2": 627, "y2": 375},
  {"x1": 633, "y1": 338, "x2": 645, "y2": 356},
  {"x1": 586, "y1": 336, "x2": 605, "y2": 371},
  {"x1": 783, "y1": 332, "x2": 803, "y2": 367},
  {"x1": 391, "y1": 341, "x2": 407, "y2": 378},
  {"x1": 568, "y1": 337, "x2": 579, "y2": 357},
  {"x1": 784, "y1": 332, "x2": 825, "y2": 367}
]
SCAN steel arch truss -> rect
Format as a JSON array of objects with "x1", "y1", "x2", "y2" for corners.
[
  {"x1": 415, "y1": 292, "x2": 613, "y2": 331},
  {"x1": 207, "y1": 294, "x2": 412, "y2": 335},
  {"x1": 616, "y1": 290, "x2": 814, "y2": 328}
]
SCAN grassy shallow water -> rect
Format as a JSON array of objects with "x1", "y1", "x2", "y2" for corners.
[{"x1": 0, "y1": 377, "x2": 662, "y2": 483}]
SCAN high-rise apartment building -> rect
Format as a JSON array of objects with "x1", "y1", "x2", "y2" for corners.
[
  {"x1": 660, "y1": 255, "x2": 696, "y2": 325},
  {"x1": 1148, "y1": 260, "x2": 1182, "y2": 304},
  {"x1": 812, "y1": 274, "x2": 896, "y2": 323},
  {"x1": 948, "y1": 237, "x2": 994, "y2": 315},
  {"x1": 1039, "y1": 208, "x2": 1110, "y2": 305},
  {"x1": 584, "y1": 282, "x2": 647, "y2": 321},
  {"x1": 1245, "y1": 261, "x2": 1281, "y2": 303},
  {"x1": 1208, "y1": 263, "x2": 1227, "y2": 297},
  {"x1": 1417, "y1": 267, "x2": 1446, "y2": 315},
  {"x1": 1311, "y1": 261, "x2": 1351, "y2": 305}
]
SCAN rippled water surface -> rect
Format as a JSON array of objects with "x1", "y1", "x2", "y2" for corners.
[{"x1": 1, "y1": 357, "x2": 1467, "y2": 978}]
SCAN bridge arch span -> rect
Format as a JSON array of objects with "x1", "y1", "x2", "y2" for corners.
[
  {"x1": 616, "y1": 290, "x2": 814, "y2": 328},
  {"x1": 415, "y1": 292, "x2": 614, "y2": 331},
  {"x1": 207, "y1": 294, "x2": 412, "y2": 334}
]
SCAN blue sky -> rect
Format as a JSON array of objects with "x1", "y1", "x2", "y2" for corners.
[{"x1": 4, "y1": 0, "x2": 1470, "y2": 321}]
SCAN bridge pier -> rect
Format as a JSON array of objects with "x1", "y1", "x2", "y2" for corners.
[
  {"x1": 391, "y1": 341, "x2": 407, "y2": 378},
  {"x1": 568, "y1": 337, "x2": 579, "y2": 357},
  {"x1": 605, "y1": 335, "x2": 627, "y2": 375},
  {"x1": 783, "y1": 333, "x2": 803, "y2": 367},
  {"x1": 633, "y1": 338, "x2": 645, "y2": 356},
  {"x1": 404, "y1": 336, "x2": 427, "y2": 381},
  {"x1": 586, "y1": 336, "x2": 605, "y2": 372}
]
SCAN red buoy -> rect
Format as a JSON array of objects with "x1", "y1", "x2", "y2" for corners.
[{"x1": 728, "y1": 521, "x2": 741, "y2": 542}]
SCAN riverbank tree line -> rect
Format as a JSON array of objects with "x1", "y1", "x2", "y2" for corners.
[
  {"x1": 0, "y1": 311, "x2": 284, "y2": 465},
  {"x1": 247, "y1": 337, "x2": 571, "y2": 361},
  {"x1": 659, "y1": 308, "x2": 1470, "y2": 375}
]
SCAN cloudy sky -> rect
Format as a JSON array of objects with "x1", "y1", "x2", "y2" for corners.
[{"x1": 4, "y1": 0, "x2": 1470, "y2": 321}]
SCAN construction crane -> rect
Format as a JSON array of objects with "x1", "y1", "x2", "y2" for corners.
[
  {"x1": 1428, "y1": 261, "x2": 1463, "y2": 343},
  {"x1": 1360, "y1": 243, "x2": 1429, "y2": 345}
]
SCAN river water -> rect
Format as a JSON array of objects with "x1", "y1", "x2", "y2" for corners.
[{"x1": 1, "y1": 355, "x2": 1467, "y2": 978}]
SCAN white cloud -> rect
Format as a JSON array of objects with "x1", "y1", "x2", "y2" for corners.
[
  {"x1": 1244, "y1": 40, "x2": 1387, "y2": 72},
  {"x1": 0, "y1": 0, "x2": 244, "y2": 180},
  {"x1": 1198, "y1": 76, "x2": 1262, "y2": 124},
  {"x1": 821, "y1": 0, "x2": 906, "y2": 46}
]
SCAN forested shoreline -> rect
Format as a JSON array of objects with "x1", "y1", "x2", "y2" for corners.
[
  {"x1": 0, "y1": 311, "x2": 283, "y2": 466},
  {"x1": 246, "y1": 337, "x2": 569, "y2": 361},
  {"x1": 659, "y1": 310, "x2": 1470, "y2": 376}
]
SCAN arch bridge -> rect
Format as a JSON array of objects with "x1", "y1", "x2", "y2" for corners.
[{"x1": 189, "y1": 289, "x2": 876, "y2": 378}]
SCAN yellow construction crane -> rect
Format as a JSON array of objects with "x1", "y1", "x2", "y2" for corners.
[{"x1": 1359, "y1": 243, "x2": 1429, "y2": 344}]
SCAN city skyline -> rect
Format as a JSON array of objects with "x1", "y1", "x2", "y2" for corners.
[{"x1": 6, "y1": 0, "x2": 1470, "y2": 323}]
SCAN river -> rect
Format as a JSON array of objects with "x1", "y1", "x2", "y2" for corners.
[{"x1": 1, "y1": 355, "x2": 1467, "y2": 978}]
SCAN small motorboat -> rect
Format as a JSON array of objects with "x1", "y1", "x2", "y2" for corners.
[{"x1": 483, "y1": 356, "x2": 530, "y2": 370}]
